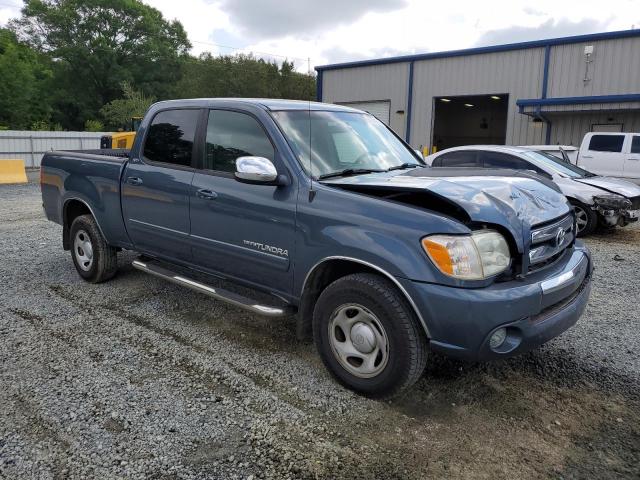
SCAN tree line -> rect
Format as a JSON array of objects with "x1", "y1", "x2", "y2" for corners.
[{"x1": 0, "y1": 0, "x2": 316, "y2": 131}]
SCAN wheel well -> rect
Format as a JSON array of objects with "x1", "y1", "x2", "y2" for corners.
[
  {"x1": 62, "y1": 200, "x2": 91, "y2": 250},
  {"x1": 296, "y1": 259, "x2": 397, "y2": 341}
]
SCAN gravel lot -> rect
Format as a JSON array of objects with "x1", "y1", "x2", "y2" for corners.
[{"x1": 1, "y1": 172, "x2": 639, "y2": 479}]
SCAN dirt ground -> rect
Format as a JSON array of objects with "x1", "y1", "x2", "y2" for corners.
[{"x1": 0, "y1": 173, "x2": 638, "y2": 479}]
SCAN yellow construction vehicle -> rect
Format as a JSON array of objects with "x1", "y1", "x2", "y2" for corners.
[{"x1": 100, "y1": 117, "x2": 142, "y2": 149}]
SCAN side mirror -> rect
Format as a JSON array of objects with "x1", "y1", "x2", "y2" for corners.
[{"x1": 235, "y1": 156, "x2": 280, "y2": 184}]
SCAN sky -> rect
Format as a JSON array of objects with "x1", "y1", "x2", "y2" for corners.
[{"x1": 1, "y1": 0, "x2": 639, "y2": 71}]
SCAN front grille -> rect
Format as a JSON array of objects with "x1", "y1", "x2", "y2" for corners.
[
  {"x1": 528, "y1": 214, "x2": 574, "y2": 273},
  {"x1": 629, "y1": 195, "x2": 640, "y2": 210}
]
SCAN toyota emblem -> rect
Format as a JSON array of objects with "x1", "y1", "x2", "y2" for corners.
[{"x1": 555, "y1": 227, "x2": 566, "y2": 248}]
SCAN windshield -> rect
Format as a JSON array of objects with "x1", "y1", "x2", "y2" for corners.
[
  {"x1": 271, "y1": 110, "x2": 422, "y2": 178},
  {"x1": 523, "y1": 151, "x2": 595, "y2": 179}
]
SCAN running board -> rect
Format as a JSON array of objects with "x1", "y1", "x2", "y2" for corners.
[{"x1": 131, "y1": 259, "x2": 294, "y2": 317}]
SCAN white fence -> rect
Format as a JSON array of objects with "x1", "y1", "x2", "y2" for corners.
[{"x1": 0, "y1": 131, "x2": 109, "y2": 167}]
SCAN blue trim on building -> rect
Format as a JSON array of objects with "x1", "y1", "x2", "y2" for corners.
[
  {"x1": 539, "y1": 46, "x2": 553, "y2": 144},
  {"x1": 315, "y1": 29, "x2": 640, "y2": 72},
  {"x1": 541, "y1": 45, "x2": 551, "y2": 99},
  {"x1": 316, "y1": 70, "x2": 323, "y2": 101},
  {"x1": 405, "y1": 61, "x2": 414, "y2": 143},
  {"x1": 517, "y1": 94, "x2": 640, "y2": 108}
]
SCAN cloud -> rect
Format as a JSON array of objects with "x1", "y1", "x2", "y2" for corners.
[
  {"x1": 321, "y1": 46, "x2": 414, "y2": 65},
  {"x1": 216, "y1": 0, "x2": 408, "y2": 40},
  {"x1": 474, "y1": 18, "x2": 613, "y2": 46}
]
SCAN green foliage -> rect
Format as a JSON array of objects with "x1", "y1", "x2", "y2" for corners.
[
  {"x1": 100, "y1": 82, "x2": 155, "y2": 129},
  {"x1": 30, "y1": 119, "x2": 62, "y2": 130},
  {"x1": 4, "y1": 1, "x2": 317, "y2": 131},
  {"x1": 0, "y1": 28, "x2": 53, "y2": 129},
  {"x1": 175, "y1": 54, "x2": 315, "y2": 101},
  {"x1": 84, "y1": 119, "x2": 105, "y2": 132},
  {"x1": 11, "y1": 0, "x2": 191, "y2": 129}
]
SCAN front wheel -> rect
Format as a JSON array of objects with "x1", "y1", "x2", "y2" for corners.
[
  {"x1": 69, "y1": 214, "x2": 118, "y2": 283},
  {"x1": 313, "y1": 273, "x2": 428, "y2": 399},
  {"x1": 570, "y1": 199, "x2": 597, "y2": 237}
]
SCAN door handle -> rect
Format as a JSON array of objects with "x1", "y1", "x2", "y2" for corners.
[
  {"x1": 196, "y1": 188, "x2": 218, "y2": 200},
  {"x1": 126, "y1": 176, "x2": 143, "y2": 186},
  {"x1": 627, "y1": 158, "x2": 640, "y2": 161},
  {"x1": 581, "y1": 155, "x2": 593, "y2": 159}
]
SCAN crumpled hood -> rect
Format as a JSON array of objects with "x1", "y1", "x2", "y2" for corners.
[
  {"x1": 574, "y1": 176, "x2": 640, "y2": 198},
  {"x1": 322, "y1": 167, "x2": 571, "y2": 249}
]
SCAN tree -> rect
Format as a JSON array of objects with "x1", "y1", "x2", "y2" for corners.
[
  {"x1": 100, "y1": 81, "x2": 155, "y2": 129},
  {"x1": 174, "y1": 53, "x2": 316, "y2": 101},
  {"x1": 11, "y1": 0, "x2": 191, "y2": 129},
  {"x1": 84, "y1": 119, "x2": 105, "y2": 131},
  {"x1": 0, "y1": 29, "x2": 53, "y2": 129}
]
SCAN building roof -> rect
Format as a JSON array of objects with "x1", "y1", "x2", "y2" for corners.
[{"x1": 315, "y1": 29, "x2": 640, "y2": 72}]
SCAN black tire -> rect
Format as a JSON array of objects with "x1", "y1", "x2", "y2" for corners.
[
  {"x1": 313, "y1": 273, "x2": 428, "y2": 399},
  {"x1": 570, "y1": 199, "x2": 597, "y2": 237},
  {"x1": 69, "y1": 214, "x2": 118, "y2": 283}
]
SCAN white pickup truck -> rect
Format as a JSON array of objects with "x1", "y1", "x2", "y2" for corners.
[{"x1": 577, "y1": 132, "x2": 640, "y2": 181}]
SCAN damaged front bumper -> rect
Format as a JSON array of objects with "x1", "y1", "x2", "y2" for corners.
[
  {"x1": 593, "y1": 195, "x2": 639, "y2": 226},
  {"x1": 397, "y1": 242, "x2": 592, "y2": 361}
]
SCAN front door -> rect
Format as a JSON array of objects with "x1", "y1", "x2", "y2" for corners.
[
  {"x1": 121, "y1": 108, "x2": 200, "y2": 261},
  {"x1": 189, "y1": 109, "x2": 296, "y2": 296},
  {"x1": 580, "y1": 134, "x2": 626, "y2": 177}
]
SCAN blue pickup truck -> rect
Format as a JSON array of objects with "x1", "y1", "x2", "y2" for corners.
[{"x1": 41, "y1": 99, "x2": 592, "y2": 398}]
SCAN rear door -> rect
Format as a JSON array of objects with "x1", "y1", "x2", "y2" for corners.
[
  {"x1": 579, "y1": 134, "x2": 626, "y2": 177},
  {"x1": 623, "y1": 135, "x2": 640, "y2": 180},
  {"x1": 121, "y1": 108, "x2": 200, "y2": 261},
  {"x1": 189, "y1": 109, "x2": 297, "y2": 295}
]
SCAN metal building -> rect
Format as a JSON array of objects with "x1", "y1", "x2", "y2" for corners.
[{"x1": 315, "y1": 29, "x2": 640, "y2": 153}]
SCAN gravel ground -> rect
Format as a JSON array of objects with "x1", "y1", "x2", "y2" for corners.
[{"x1": 1, "y1": 172, "x2": 639, "y2": 479}]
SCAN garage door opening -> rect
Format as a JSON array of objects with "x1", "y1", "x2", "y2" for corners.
[{"x1": 432, "y1": 94, "x2": 508, "y2": 151}]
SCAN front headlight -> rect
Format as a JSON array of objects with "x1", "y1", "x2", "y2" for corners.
[
  {"x1": 421, "y1": 230, "x2": 511, "y2": 280},
  {"x1": 593, "y1": 194, "x2": 632, "y2": 210}
]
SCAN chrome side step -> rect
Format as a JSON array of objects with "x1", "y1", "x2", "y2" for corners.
[{"x1": 132, "y1": 259, "x2": 294, "y2": 317}]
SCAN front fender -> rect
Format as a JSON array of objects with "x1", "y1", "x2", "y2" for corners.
[
  {"x1": 555, "y1": 178, "x2": 601, "y2": 206},
  {"x1": 293, "y1": 183, "x2": 472, "y2": 297}
]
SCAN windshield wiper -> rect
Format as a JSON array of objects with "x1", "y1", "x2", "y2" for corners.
[
  {"x1": 386, "y1": 162, "x2": 422, "y2": 171},
  {"x1": 317, "y1": 168, "x2": 385, "y2": 180}
]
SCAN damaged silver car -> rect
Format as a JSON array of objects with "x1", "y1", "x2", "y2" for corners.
[{"x1": 425, "y1": 145, "x2": 640, "y2": 236}]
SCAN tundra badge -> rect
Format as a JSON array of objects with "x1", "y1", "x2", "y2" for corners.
[{"x1": 243, "y1": 240, "x2": 289, "y2": 257}]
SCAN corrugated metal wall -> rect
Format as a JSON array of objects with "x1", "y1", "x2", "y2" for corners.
[
  {"x1": 410, "y1": 48, "x2": 546, "y2": 149},
  {"x1": 319, "y1": 34, "x2": 640, "y2": 150},
  {"x1": 551, "y1": 112, "x2": 640, "y2": 146},
  {"x1": 547, "y1": 37, "x2": 640, "y2": 97},
  {"x1": 0, "y1": 131, "x2": 107, "y2": 167},
  {"x1": 322, "y1": 62, "x2": 409, "y2": 138}
]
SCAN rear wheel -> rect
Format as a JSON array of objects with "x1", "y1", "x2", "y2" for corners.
[
  {"x1": 570, "y1": 199, "x2": 597, "y2": 237},
  {"x1": 70, "y1": 214, "x2": 118, "y2": 283},
  {"x1": 313, "y1": 273, "x2": 428, "y2": 399}
]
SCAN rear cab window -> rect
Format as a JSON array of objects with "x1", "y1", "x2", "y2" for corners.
[
  {"x1": 143, "y1": 109, "x2": 199, "y2": 167},
  {"x1": 588, "y1": 135, "x2": 625, "y2": 152}
]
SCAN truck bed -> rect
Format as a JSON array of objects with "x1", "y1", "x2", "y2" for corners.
[{"x1": 40, "y1": 149, "x2": 132, "y2": 249}]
